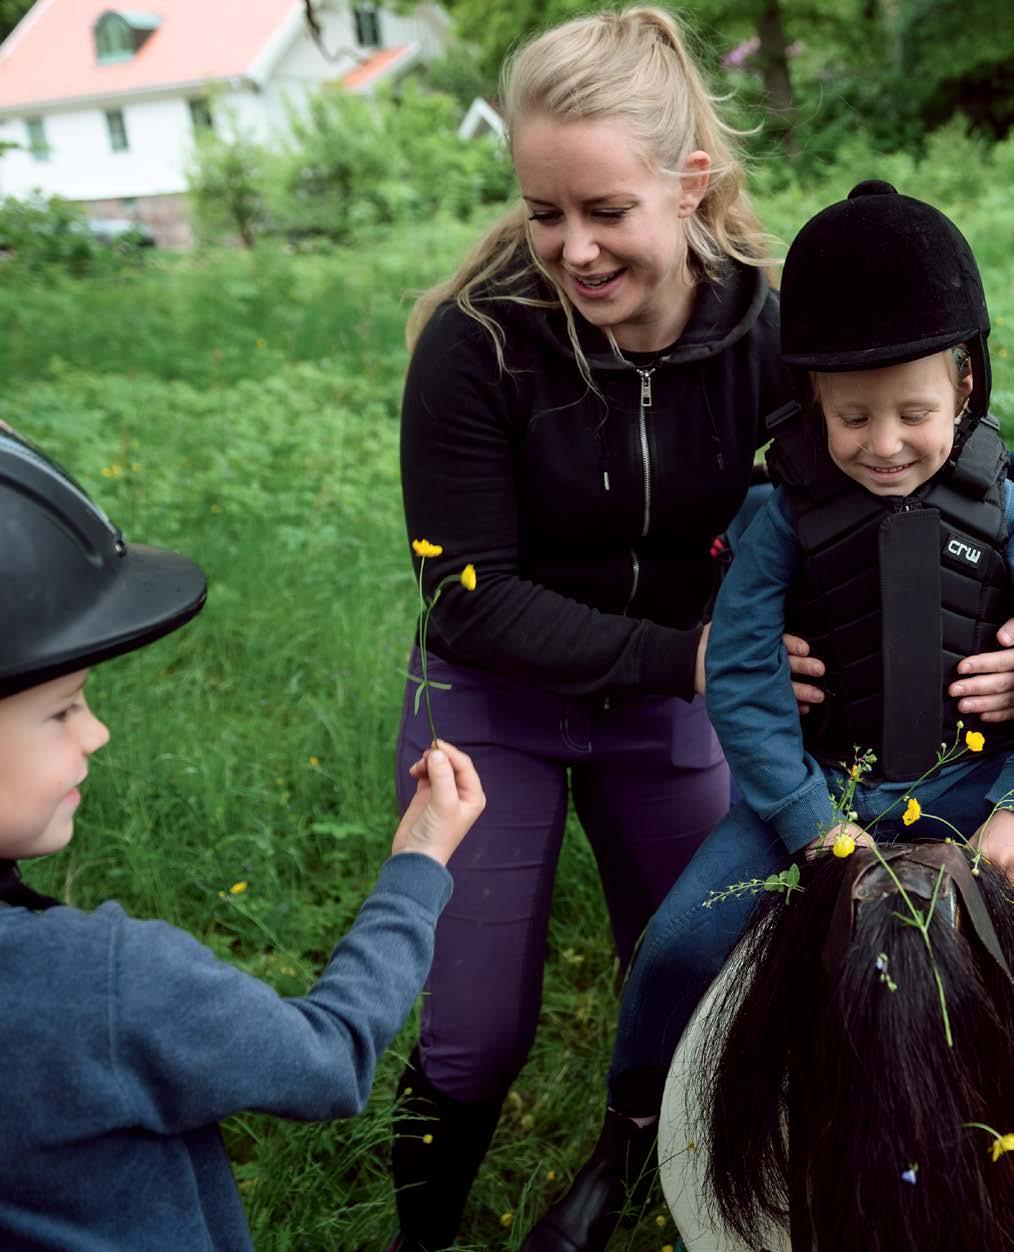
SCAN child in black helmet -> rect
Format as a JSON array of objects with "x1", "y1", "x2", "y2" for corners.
[
  {"x1": 524, "y1": 181, "x2": 1014, "y2": 1252},
  {"x1": 0, "y1": 430, "x2": 484, "y2": 1250}
]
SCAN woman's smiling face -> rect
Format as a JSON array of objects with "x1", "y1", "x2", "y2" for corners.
[{"x1": 513, "y1": 113, "x2": 709, "y2": 352}]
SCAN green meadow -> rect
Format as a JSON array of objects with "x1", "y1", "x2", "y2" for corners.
[{"x1": 4, "y1": 140, "x2": 1013, "y2": 1250}]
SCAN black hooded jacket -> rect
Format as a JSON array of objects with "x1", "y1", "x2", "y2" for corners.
[{"x1": 401, "y1": 260, "x2": 793, "y2": 699}]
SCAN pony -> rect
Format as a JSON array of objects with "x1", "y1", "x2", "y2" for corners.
[{"x1": 659, "y1": 842, "x2": 1014, "y2": 1251}]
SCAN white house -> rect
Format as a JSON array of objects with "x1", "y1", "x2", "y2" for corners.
[{"x1": 0, "y1": 0, "x2": 449, "y2": 246}]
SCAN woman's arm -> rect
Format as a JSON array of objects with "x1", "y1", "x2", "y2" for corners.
[{"x1": 401, "y1": 307, "x2": 702, "y2": 699}]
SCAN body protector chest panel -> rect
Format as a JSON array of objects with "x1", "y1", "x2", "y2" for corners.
[{"x1": 766, "y1": 405, "x2": 1012, "y2": 781}]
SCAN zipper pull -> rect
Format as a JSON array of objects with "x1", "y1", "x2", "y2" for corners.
[{"x1": 638, "y1": 369, "x2": 653, "y2": 409}]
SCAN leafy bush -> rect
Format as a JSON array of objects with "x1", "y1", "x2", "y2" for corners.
[
  {"x1": 187, "y1": 127, "x2": 273, "y2": 248},
  {"x1": 187, "y1": 83, "x2": 513, "y2": 249},
  {"x1": 0, "y1": 192, "x2": 106, "y2": 276}
]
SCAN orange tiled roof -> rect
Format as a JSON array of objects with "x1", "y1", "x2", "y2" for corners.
[
  {"x1": 340, "y1": 42, "x2": 412, "y2": 91},
  {"x1": 0, "y1": 0, "x2": 304, "y2": 111}
]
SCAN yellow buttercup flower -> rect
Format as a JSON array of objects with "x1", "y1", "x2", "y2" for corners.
[
  {"x1": 460, "y1": 563, "x2": 477, "y2": 591},
  {"x1": 991, "y1": 1133, "x2": 1014, "y2": 1162},
  {"x1": 902, "y1": 796, "x2": 922, "y2": 826},
  {"x1": 832, "y1": 832, "x2": 856, "y2": 858},
  {"x1": 412, "y1": 538, "x2": 443, "y2": 558},
  {"x1": 499, "y1": 1212, "x2": 513, "y2": 1228},
  {"x1": 229, "y1": 881, "x2": 248, "y2": 895},
  {"x1": 849, "y1": 764, "x2": 860, "y2": 779},
  {"x1": 966, "y1": 730, "x2": 986, "y2": 753}
]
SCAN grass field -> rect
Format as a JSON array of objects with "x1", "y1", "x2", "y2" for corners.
[{"x1": 4, "y1": 145, "x2": 1013, "y2": 1251}]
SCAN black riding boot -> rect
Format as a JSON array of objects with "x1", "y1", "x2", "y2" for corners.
[
  {"x1": 520, "y1": 1109, "x2": 658, "y2": 1252},
  {"x1": 388, "y1": 1049, "x2": 504, "y2": 1252}
]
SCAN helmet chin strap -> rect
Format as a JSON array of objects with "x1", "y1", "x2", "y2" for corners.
[{"x1": 0, "y1": 861, "x2": 60, "y2": 911}]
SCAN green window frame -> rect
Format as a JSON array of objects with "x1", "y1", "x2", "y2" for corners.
[
  {"x1": 188, "y1": 97, "x2": 214, "y2": 134},
  {"x1": 105, "y1": 108, "x2": 128, "y2": 152},
  {"x1": 94, "y1": 13, "x2": 135, "y2": 63},
  {"x1": 353, "y1": 3, "x2": 381, "y2": 47},
  {"x1": 25, "y1": 116, "x2": 49, "y2": 161}
]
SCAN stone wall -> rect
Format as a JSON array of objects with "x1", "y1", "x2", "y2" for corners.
[{"x1": 81, "y1": 192, "x2": 193, "y2": 249}]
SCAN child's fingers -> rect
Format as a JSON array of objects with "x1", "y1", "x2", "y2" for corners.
[
  {"x1": 422, "y1": 747, "x2": 459, "y2": 813},
  {"x1": 432, "y1": 740, "x2": 484, "y2": 809}
]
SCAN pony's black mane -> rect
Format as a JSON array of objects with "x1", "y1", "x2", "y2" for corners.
[{"x1": 695, "y1": 843, "x2": 1014, "y2": 1252}]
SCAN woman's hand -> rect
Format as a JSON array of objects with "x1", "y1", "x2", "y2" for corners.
[
  {"x1": 971, "y1": 808, "x2": 1014, "y2": 882},
  {"x1": 784, "y1": 634, "x2": 826, "y2": 715},
  {"x1": 949, "y1": 619, "x2": 1014, "y2": 723},
  {"x1": 694, "y1": 622, "x2": 710, "y2": 696},
  {"x1": 699, "y1": 628, "x2": 826, "y2": 710}
]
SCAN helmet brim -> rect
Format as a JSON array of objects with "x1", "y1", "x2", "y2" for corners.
[{"x1": 0, "y1": 543, "x2": 207, "y2": 698}]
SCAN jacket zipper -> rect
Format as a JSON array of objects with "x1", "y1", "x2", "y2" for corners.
[
  {"x1": 623, "y1": 549, "x2": 641, "y2": 615},
  {"x1": 622, "y1": 367, "x2": 655, "y2": 614},
  {"x1": 635, "y1": 367, "x2": 654, "y2": 537}
]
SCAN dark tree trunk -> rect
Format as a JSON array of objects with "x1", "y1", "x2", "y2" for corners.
[{"x1": 756, "y1": 0, "x2": 797, "y2": 155}]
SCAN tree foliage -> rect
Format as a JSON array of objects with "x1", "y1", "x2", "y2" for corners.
[
  {"x1": 428, "y1": 0, "x2": 1014, "y2": 156},
  {"x1": 0, "y1": 0, "x2": 33, "y2": 43},
  {"x1": 186, "y1": 83, "x2": 513, "y2": 248}
]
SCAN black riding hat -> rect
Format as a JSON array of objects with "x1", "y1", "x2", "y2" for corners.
[
  {"x1": 0, "y1": 427, "x2": 207, "y2": 698},
  {"x1": 780, "y1": 180, "x2": 991, "y2": 419}
]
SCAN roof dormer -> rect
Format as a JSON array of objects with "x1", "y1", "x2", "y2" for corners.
[{"x1": 93, "y1": 10, "x2": 161, "y2": 64}]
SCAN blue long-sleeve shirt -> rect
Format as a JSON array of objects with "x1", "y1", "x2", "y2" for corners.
[
  {"x1": 706, "y1": 483, "x2": 1014, "y2": 853},
  {"x1": 0, "y1": 852, "x2": 451, "y2": 1251}
]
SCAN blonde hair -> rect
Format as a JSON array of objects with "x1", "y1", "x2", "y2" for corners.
[
  {"x1": 407, "y1": 6, "x2": 775, "y2": 375},
  {"x1": 810, "y1": 345, "x2": 973, "y2": 418}
]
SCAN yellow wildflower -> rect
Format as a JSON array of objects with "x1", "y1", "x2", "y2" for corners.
[
  {"x1": 966, "y1": 730, "x2": 986, "y2": 753},
  {"x1": 422, "y1": 1133, "x2": 434, "y2": 1145},
  {"x1": 663, "y1": 1246, "x2": 676, "y2": 1252},
  {"x1": 229, "y1": 881, "x2": 248, "y2": 895},
  {"x1": 656, "y1": 1214, "x2": 667, "y2": 1227},
  {"x1": 500, "y1": 1212, "x2": 513, "y2": 1228},
  {"x1": 991, "y1": 1133, "x2": 1014, "y2": 1162},
  {"x1": 902, "y1": 796, "x2": 922, "y2": 826},
  {"x1": 460, "y1": 563, "x2": 477, "y2": 591},
  {"x1": 412, "y1": 538, "x2": 443, "y2": 558},
  {"x1": 309, "y1": 755, "x2": 320, "y2": 767},
  {"x1": 546, "y1": 1169, "x2": 556, "y2": 1181},
  {"x1": 832, "y1": 832, "x2": 856, "y2": 858},
  {"x1": 849, "y1": 764, "x2": 860, "y2": 780}
]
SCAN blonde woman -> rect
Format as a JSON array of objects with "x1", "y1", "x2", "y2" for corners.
[{"x1": 389, "y1": 10, "x2": 1014, "y2": 1250}]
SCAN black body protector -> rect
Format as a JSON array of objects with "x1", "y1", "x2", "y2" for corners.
[{"x1": 767, "y1": 402, "x2": 1012, "y2": 782}]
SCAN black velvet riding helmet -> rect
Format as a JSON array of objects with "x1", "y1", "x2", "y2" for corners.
[
  {"x1": 780, "y1": 179, "x2": 992, "y2": 422},
  {"x1": 0, "y1": 426, "x2": 207, "y2": 698}
]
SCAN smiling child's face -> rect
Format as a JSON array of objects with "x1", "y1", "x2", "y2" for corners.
[
  {"x1": 816, "y1": 351, "x2": 972, "y2": 496},
  {"x1": 0, "y1": 670, "x2": 109, "y2": 860}
]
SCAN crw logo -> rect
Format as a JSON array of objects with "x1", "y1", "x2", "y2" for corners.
[{"x1": 946, "y1": 537, "x2": 982, "y2": 566}]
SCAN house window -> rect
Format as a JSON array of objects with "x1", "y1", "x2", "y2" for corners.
[
  {"x1": 25, "y1": 116, "x2": 49, "y2": 161},
  {"x1": 188, "y1": 97, "x2": 214, "y2": 134},
  {"x1": 94, "y1": 13, "x2": 135, "y2": 61},
  {"x1": 353, "y1": 3, "x2": 381, "y2": 47},
  {"x1": 94, "y1": 11, "x2": 160, "y2": 64},
  {"x1": 105, "y1": 108, "x2": 128, "y2": 152}
]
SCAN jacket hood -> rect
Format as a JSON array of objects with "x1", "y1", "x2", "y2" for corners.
[{"x1": 522, "y1": 259, "x2": 772, "y2": 371}]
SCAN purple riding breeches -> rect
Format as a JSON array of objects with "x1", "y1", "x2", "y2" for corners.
[{"x1": 394, "y1": 650, "x2": 730, "y2": 1103}]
